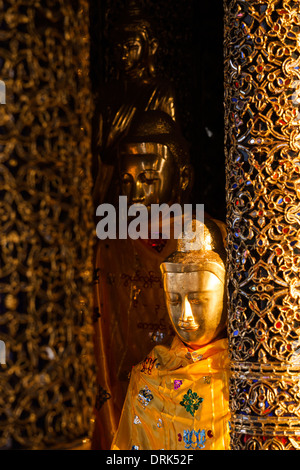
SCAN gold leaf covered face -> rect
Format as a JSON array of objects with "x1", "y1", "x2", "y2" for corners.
[
  {"x1": 160, "y1": 219, "x2": 227, "y2": 350},
  {"x1": 118, "y1": 111, "x2": 193, "y2": 207}
]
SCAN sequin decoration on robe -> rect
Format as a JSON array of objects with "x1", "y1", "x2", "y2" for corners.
[{"x1": 111, "y1": 335, "x2": 230, "y2": 450}]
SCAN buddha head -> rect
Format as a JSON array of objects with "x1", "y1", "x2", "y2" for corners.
[
  {"x1": 118, "y1": 110, "x2": 193, "y2": 208},
  {"x1": 160, "y1": 219, "x2": 227, "y2": 350},
  {"x1": 112, "y1": 0, "x2": 158, "y2": 78}
]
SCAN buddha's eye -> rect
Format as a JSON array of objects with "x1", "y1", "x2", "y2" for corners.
[
  {"x1": 140, "y1": 170, "x2": 159, "y2": 185},
  {"x1": 167, "y1": 293, "x2": 181, "y2": 305},
  {"x1": 188, "y1": 294, "x2": 202, "y2": 305}
]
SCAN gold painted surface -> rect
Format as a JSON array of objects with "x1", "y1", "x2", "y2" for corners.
[
  {"x1": 0, "y1": 0, "x2": 95, "y2": 449},
  {"x1": 92, "y1": 1, "x2": 178, "y2": 207},
  {"x1": 224, "y1": 0, "x2": 300, "y2": 450}
]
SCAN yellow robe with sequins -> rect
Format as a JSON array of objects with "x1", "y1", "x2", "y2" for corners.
[{"x1": 111, "y1": 336, "x2": 230, "y2": 450}]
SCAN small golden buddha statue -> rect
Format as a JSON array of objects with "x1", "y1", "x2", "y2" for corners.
[
  {"x1": 162, "y1": 218, "x2": 227, "y2": 350},
  {"x1": 111, "y1": 219, "x2": 230, "y2": 450}
]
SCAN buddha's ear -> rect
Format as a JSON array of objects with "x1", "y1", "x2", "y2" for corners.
[
  {"x1": 149, "y1": 38, "x2": 158, "y2": 57},
  {"x1": 180, "y1": 164, "x2": 194, "y2": 192}
]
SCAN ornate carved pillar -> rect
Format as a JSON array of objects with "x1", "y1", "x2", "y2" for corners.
[
  {"x1": 224, "y1": 0, "x2": 300, "y2": 450},
  {"x1": 0, "y1": 0, "x2": 95, "y2": 449}
]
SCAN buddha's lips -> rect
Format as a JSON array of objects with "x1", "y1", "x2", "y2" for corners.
[{"x1": 178, "y1": 321, "x2": 199, "y2": 331}]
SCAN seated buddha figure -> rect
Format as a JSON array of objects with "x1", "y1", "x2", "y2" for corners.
[
  {"x1": 92, "y1": 110, "x2": 193, "y2": 450},
  {"x1": 111, "y1": 219, "x2": 230, "y2": 450}
]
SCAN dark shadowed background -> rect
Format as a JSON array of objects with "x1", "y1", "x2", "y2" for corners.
[{"x1": 89, "y1": 0, "x2": 225, "y2": 221}]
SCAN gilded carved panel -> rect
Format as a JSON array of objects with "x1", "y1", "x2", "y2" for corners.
[{"x1": 224, "y1": 0, "x2": 300, "y2": 450}]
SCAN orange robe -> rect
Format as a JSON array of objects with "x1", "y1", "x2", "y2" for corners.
[
  {"x1": 112, "y1": 336, "x2": 230, "y2": 450},
  {"x1": 92, "y1": 236, "x2": 177, "y2": 449}
]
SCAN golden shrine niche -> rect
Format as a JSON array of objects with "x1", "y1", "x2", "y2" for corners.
[{"x1": 224, "y1": 0, "x2": 300, "y2": 450}]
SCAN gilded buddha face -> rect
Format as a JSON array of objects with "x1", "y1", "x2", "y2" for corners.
[
  {"x1": 119, "y1": 142, "x2": 178, "y2": 207},
  {"x1": 162, "y1": 266, "x2": 226, "y2": 349},
  {"x1": 114, "y1": 32, "x2": 145, "y2": 73}
]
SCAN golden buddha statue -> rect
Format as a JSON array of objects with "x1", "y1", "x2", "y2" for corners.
[
  {"x1": 92, "y1": 0, "x2": 178, "y2": 207},
  {"x1": 92, "y1": 110, "x2": 193, "y2": 450},
  {"x1": 111, "y1": 219, "x2": 230, "y2": 450}
]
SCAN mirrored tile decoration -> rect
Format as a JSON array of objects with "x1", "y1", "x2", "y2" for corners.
[
  {"x1": 224, "y1": 0, "x2": 300, "y2": 450},
  {"x1": 0, "y1": 0, "x2": 95, "y2": 449}
]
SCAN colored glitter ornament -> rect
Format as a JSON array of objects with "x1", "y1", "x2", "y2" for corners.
[
  {"x1": 137, "y1": 386, "x2": 154, "y2": 409},
  {"x1": 185, "y1": 351, "x2": 203, "y2": 362},
  {"x1": 183, "y1": 429, "x2": 206, "y2": 450},
  {"x1": 174, "y1": 379, "x2": 183, "y2": 390},
  {"x1": 180, "y1": 389, "x2": 203, "y2": 416},
  {"x1": 134, "y1": 415, "x2": 141, "y2": 424},
  {"x1": 140, "y1": 356, "x2": 158, "y2": 374}
]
